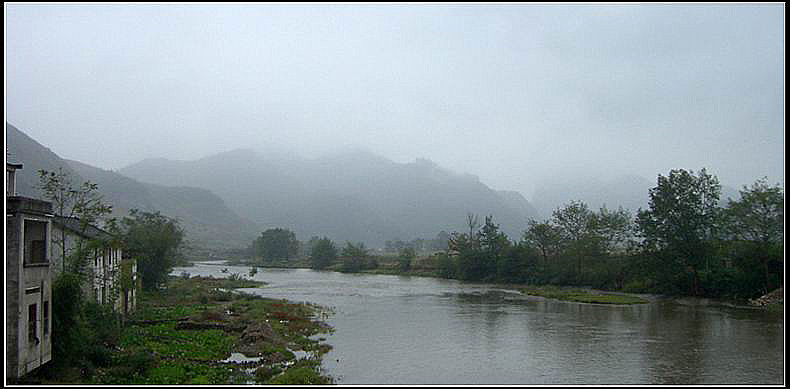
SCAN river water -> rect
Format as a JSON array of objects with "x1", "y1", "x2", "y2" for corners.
[{"x1": 172, "y1": 262, "x2": 784, "y2": 385}]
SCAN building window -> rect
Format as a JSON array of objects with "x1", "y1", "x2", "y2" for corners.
[
  {"x1": 43, "y1": 301, "x2": 49, "y2": 336},
  {"x1": 24, "y1": 220, "x2": 48, "y2": 264},
  {"x1": 28, "y1": 304, "x2": 39, "y2": 345}
]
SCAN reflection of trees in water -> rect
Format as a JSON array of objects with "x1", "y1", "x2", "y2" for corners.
[
  {"x1": 641, "y1": 302, "x2": 708, "y2": 384},
  {"x1": 451, "y1": 290, "x2": 511, "y2": 354},
  {"x1": 521, "y1": 300, "x2": 650, "y2": 384}
]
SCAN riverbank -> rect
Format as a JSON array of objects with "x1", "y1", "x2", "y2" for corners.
[
  {"x1": 198, "y1": 258, "x2": 782, "y2": 311},
  {"x1": 24, "y1": 274, "x2": 335, "y2": 385}
]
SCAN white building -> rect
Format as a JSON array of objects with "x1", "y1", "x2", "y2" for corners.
[
  {"x1": 50, "y1": 216, "x2": 137, "y2": 314},
  {"x1": 6, "y1": 162, "x2": 54, "y2": 379}
]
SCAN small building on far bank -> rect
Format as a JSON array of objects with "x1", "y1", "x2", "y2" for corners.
[{"x1": 6, "y1": 162, "x2": 54, "y2": 379}]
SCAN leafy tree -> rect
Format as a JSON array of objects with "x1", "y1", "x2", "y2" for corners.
[
  {"x1": 636, "y1": 168, "x2": 721, "y2": 295},
  {"x1": 340, "y1": 241, "x2": 368, "y2": 273},
  {"x1": 253, "y1": 228, "x2": 299, "y2": 262},
  {"x1": 723, "y1": 178, "x2": 783, "y2": 245},
  {"x1": 523, "y1": 219, "x2": 564, "y2": 271},
  {"x1": 38, "y1": 168, "x2": 113, "y2": 273},
  {"x1": 551, "y1": 200, "x2": 598, "y2": 279},
  {"x1": 722, "y1": 178, "x2": 784, "y2": 292},
  {"x1": 478, "y1": 215, "x2": 510, "y2": 260},
  {"x1": 310, "y1": 237, "x2": 337, "y2": 270},
  {"x1": 115, "y1": 209, "x2": 184, "y2": 290},
  {"x1": 591, "y1": 206, "x2": 634, "y2": 255},
  {"x1": 452, "y1": 215, "x2": 508, "y2": 281}
]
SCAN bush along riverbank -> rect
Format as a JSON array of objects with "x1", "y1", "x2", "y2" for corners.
[{"x1": 30, "y1": 274, "x2": 335, "y2": 385}]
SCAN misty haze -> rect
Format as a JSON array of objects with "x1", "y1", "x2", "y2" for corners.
[{"x1": 5, "y1": 3, "x2": 784, "y2": 386}]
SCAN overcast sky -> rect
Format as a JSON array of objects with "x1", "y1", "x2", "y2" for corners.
[{"x1": 5, "y1": 3, "x2": 785, "y2": 199}]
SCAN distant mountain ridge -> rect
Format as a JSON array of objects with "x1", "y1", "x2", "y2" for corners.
[
  {"x1": 6, "y1": 123, "x2": 259, "y2": 250},
  {"x1": 120, "y1": 148, "x2": 541, "y2": 246}
]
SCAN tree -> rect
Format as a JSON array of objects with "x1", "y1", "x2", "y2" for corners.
[
  {"x1": 115, "y1": 210, "x2": 184, "y2": 290},
  {"x1": 38, "y1": 168, "x2": 113, "y2": 273},
  {"x1": 466, "y1": 212, "x2": 480, "y2": 243},
  {"x1": 636, "y1": 168, "x2": 721, "y2": 295},
  {"x1": 591, "y1": 206, "x2": 634, "y2": 256},
  {"x1": 310, "y1": 237, "x2": 337, "y2": 270},
  {"x1": 724, "y1": 178, "x2": 783, "y2": 245},
  {"x1": 523, "y1": 218, "x2": 564, "y2": 270},
  {"x1": 340, "y1": 242, "x2": 368, "y2": 273},
  {"x1": 253, "y1": 228, "x2": 299, "y2": 262},
  {"x1": 552, "y1": 200, "x2": 598, "y2": 279},
  {"x1": 722, "y1": 178, "x2": 784, "y2": 292},
  {"x1": 478, "y1": 215, "x2": 510, "y2": 262}
]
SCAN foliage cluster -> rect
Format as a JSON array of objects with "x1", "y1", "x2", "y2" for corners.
[
  {"x1": 112, "y1": 209, "x2": 185, "y2": 290},
  {"x1": 434, "y1": 170, "x2": 782, "y2": 300},
  {"x1": 251, "y1": 228, "x2": 299, "y2": 262}
]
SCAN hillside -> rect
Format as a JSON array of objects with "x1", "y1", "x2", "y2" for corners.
[
  {"x1": 120, "y1": 149, "x2": 541, "y2": 246},
  {"x1": 6, "y1": 123, "x2": 258, "y2": 251}
]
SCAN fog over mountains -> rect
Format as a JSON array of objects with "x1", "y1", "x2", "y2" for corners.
[
  {"x1": 118, "y1": 148, "x2": 542, "y2": 246},
  {"x1": 7, "y1": 123, "x2": 258, "y2": 250},
  {"x1": 7, "y1": 122, "x2": 744, "y2": 249},
  {"x1": 9, "y1": 123, "x2": 543, "y2": 248}
]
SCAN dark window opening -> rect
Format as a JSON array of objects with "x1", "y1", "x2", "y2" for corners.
[
  {"x1": 24, "y1": 220, "x2": 48, "y2": 264},
  {"x1": 28, "y1": 304, "x2": 39, "y2": 345},
  {"x1": 43, "y1": 301, "x2": 49, "y2": 336}
]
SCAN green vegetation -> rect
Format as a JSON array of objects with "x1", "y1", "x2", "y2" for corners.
[
  {"x1": 227, "y1": 169, "x2": 781, "y2": 304},
  {"x1": 25, "y1": 275, "x2": 334, "y2": 385},
  {"x1": 415, "y1": 170, "x2": 782, "y2": 302},
  {"x1": 37, "y1": 168, "x2": 114, "y2": 273},
  {"x1": 340, "y1": 241, "x2": 372, "y2": 273},
  {"x1": 113, "y1": 209, "x2": 185, "y2": 290},
  {"x1": 519, "y1": 285, "x2": 648, "y2": 304},
  {"x1": 251, "y1": 228, "x2": 300, "y2": 262},
  {"x1": 309, "y1": 236, "x2": 338, "y2": 270}
]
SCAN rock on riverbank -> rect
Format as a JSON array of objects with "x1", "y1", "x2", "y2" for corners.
[{"x1": 748, "y1": 288, "x2": 784, "y2": 307}]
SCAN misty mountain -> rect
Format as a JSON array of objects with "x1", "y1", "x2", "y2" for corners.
[
  {"x1": 6, "y1": 123, "x2": 258, "y2": 250},
  {"x1": 120, "y1": 148, "x2": 541, "y2": 246}
]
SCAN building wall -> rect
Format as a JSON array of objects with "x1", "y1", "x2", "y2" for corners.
[
  {"x1": 6, "y1": 213, "x2": 22, "y2": 378},
  {"x1": 6, "y1": 209, "x2": 53, "y2": 379},
  {"x1": 50, "y1": 224, "x2": 132, "y2": 312}
]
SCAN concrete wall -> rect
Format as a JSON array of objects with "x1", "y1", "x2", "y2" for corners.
[{"x1": 6, "y1": 208, "x2": 53, "y2": 379}]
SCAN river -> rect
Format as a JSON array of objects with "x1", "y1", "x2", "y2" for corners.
[{"x1": 172, "y1": 262, "x2": 784, "y2": 385}]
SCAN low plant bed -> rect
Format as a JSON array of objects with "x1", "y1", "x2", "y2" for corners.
[{"x1": 519, "y1": 285, "x2": 649, "y2": 305}]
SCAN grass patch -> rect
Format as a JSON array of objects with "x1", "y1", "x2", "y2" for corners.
[{"x1": 520, "y1": 285, "x2": 648, "y2": 305}]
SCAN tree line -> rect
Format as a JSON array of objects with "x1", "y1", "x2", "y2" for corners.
[
  {"x1": 250, "y1": 168, "x2": 782, "y2": 300},
  {"x1": 437, "y1": 168, "x2": 782, "y2": 299}
]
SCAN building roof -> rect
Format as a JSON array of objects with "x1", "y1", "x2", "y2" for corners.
[{"x1": 52, "y1": 216, "x2": 115, "y2": 240}]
